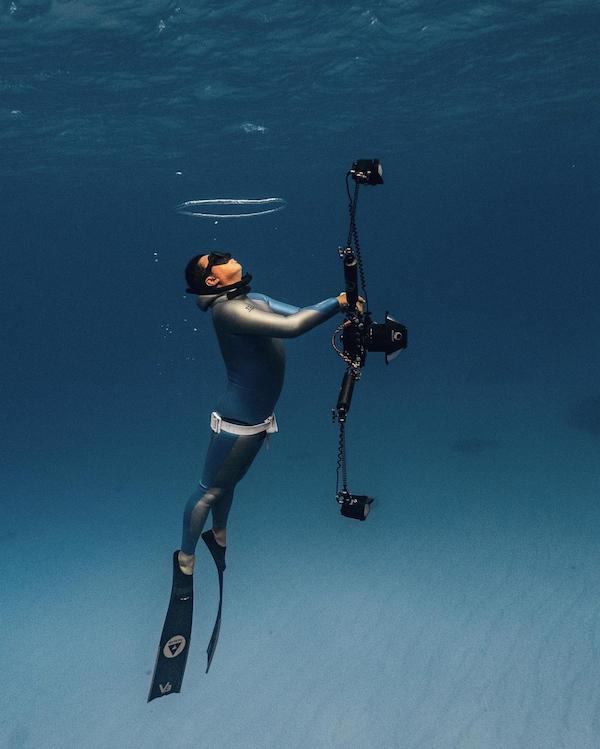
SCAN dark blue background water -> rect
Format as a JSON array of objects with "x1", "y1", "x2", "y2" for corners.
[{"x1": 1, "y1": 2, "x2": 599, "y2": 748}]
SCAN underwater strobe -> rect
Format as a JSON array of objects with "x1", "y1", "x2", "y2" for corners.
[{"x1": 332, "y1": 159, "x2": 407, "y2": 520}]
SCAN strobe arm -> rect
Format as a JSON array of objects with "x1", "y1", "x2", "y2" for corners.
[
  {"x1": 340, "y1": 246, "x2": 360, "y2": 311},
  {"x1": 336, "y1": 369, "x2": 356, "y2": 422}
]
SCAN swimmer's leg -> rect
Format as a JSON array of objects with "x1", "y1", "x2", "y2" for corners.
[{"x1": 179, "y1": 430, "x2": 266, "y2": 573}]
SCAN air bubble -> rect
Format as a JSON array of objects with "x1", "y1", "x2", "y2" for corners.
[{"x1": 175, "y1": 197, "x2": 287, "y2": 218}]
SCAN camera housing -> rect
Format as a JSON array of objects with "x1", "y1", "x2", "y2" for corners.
[{"x1": 366, "y1": 313, "x2": 407, "y2": 363}]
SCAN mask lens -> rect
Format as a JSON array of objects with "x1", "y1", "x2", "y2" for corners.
[
  {"x1": 209, "y1": 252, "x2": 231, "y2": 265},
  {"x1": 205, "y1": 252, "x2": 231, "y2": 276}
]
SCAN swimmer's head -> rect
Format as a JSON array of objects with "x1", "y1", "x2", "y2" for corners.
[
  {"x1": 184, "y1": 254, "x2": 207, "y2": 294},
  {"x1": 185, "y1": 252, "x2": 243, "y2": 294}
]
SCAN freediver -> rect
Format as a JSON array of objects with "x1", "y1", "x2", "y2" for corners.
[
  {"x1": 149, "y1": 250, "x2": 362, "y2": 698},
  {"x1": 177, "y1": 251, "x2": 361, "y2": 575}
]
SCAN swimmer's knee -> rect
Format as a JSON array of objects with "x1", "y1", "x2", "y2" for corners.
[{"x1": 187, "y1": 486, "x2": 223, "y2": 512}]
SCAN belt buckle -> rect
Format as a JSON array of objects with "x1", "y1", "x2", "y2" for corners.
[
  {"x1": 210, "y1": 412, "x2": 222, "y2": 434},
  {"x1": 266, "y1": 414, "x2": 278, "y2": 434}
]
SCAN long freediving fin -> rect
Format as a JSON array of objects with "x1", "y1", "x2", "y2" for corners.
[
  {"x1": 201, "y1": 530, "x2": 226, "y2": 673},
  {"x1": 147, "y1": 552, "x2": 194, "y2": 702}
]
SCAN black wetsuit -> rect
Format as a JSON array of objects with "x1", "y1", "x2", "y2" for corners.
[{"x1": 180, "y1": 290, "x2": 341, "y2": 554}]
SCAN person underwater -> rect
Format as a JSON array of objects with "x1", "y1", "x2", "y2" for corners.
[{"x1": 148, "y1": 250, "x2": 361, "y2": 700}]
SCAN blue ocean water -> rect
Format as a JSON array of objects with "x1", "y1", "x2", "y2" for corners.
[{"x1": 1, "y1": 2, "x2": 599, "y2": 747}]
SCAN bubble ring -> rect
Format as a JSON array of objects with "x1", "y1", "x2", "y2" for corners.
[{"x1": 175, "y1": 197, "x2": 287, "y2": 218}]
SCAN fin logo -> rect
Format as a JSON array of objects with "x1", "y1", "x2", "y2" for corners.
[
  {"x1": 163, "y1": 635, "x2": 186, "y2": 659},
  {"x1": 159, "y1": 682, "x2": 172, "y2": 695}
]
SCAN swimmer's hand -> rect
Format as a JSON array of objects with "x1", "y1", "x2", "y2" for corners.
[{"x1": 337, "y1": 293, "x2": 365, "y2": 314}]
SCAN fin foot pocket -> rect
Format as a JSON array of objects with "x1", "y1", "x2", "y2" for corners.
[{"x1": 202, "y1": 529, "x2": 227, "y2": 572}]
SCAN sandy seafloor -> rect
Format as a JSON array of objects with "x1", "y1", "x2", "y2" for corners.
[
  {"x1": 1, "y1": 1, "x2": 599, "y2": 747},
  {"x1": 4, "y1": 392, "x2": 600, "y2": 749}
]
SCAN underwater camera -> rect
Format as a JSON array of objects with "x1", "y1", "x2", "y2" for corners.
[
  {"x1": 331, "y1": 158, "x2": 407, "y2": 521},
  {"x1": 337, "y1": 244, "x2": 407, "y2": 368},
  {"x1": 341, "y1": 312, "x2": 407, "y2": 365}
]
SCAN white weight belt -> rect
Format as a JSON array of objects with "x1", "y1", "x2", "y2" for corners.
[{"x1": 210, "y1": 411, "x2": 278, "y2": 437}]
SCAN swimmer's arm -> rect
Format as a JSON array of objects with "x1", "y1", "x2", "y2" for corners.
[
  {"x1": 247, "y1": 293, "x2": 301, "y2": 316},
  {"x1": 215, "y1": 297, "x2": 341, "y2": 338}
]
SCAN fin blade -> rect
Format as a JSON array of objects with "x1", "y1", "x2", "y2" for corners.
[
  {"x1": 148, "y1": 552, "x2": 194, "y2": 702},
  {"x1": 202, "y1": 531, "x2": 225, "y2": 673}
]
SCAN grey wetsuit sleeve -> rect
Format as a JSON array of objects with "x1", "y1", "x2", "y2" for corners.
[
  {"x1": 214, "y1": 296, "x2": 341, "y2": 338},
  {"x1": 247, "y1": 293, "x2": 301, "y2": 316}
]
